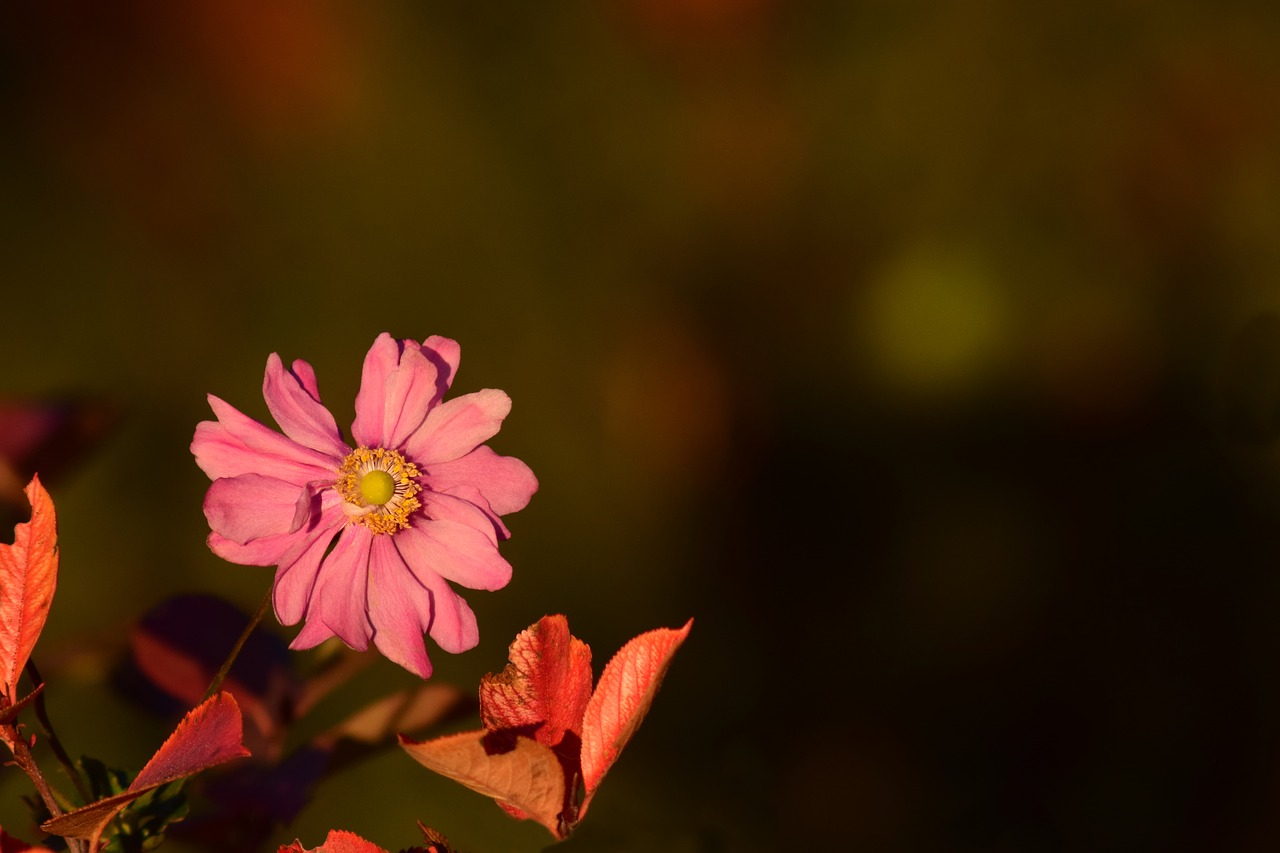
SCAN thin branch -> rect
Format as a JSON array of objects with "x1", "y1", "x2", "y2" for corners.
[
  {"x1": 203, "y1": 587, "x2": 273, "y2": 701},
  {"x1": 25, "y1": 659, "x2": 91, "y2": 803},
  {"x1": 5, "y1": 727, "x2": 87, "y2": 853}
]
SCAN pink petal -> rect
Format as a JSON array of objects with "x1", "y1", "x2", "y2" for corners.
[
  {"x1": 421, "y1": 335, "x2": 461, "y2": 398},
  {"x1": 382, "y1": 346, "x2": 445, "y2": 450},
  {"x1": 397, "y1": 519, "x2": 512, "y2": 591},
  {"x1": 396, "y1": 548, "x2": 479, "y2": 654},
  {"x1": 351, "y1": 334, "x2": 402, "y2": 447},
  {"x1": 426, "y1": 445, "x2": 538, "y2": 516},
  {"x1": 436, "y1": 484, "x2": 511, "y2": 539},
  {"x1": 367, "y1": 536, "x2": 434, "y2": 679},
  {"x1": 289, "y1": 614, "x2": 334, "y2": 651},
  {"x1": 289, "y1": 359, "x2": 322, "y2": 399},
  {"x1": 403, "y1": 389, "x2": 512, "y2": 465},
  {"x1": 263, "y1": 354, "x2": 348, "y2": 458},
  {"x1": 204, "y1": 475, "x2": 305, "y2": 545},
  {"x1": 290, "y1": 481, "x2": 331, "y2": 533},
  {"x1": 208, "y1": 531, "x2": 295, "y2": 567},
  {"x1": 193, "y1": 396, "x2": 338, "y2": 483},
  {"x1": 420, "y1": 490, "x2": 502, "y2": 544},
  {"x1": 205, "y1": 490, "x2": 343, "y2": 568},
  {"x1": 272, "y1": 503, "x2": 349, "y2": 625},
  {"x1": 307, "y1": 527, "x2": 373, "y2": 651}
]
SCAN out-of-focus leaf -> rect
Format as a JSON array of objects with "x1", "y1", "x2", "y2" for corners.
[
  {"x1": 293, "y1": 646, "x2": 377, "y2": 719},
  {"x1": 130, "y1": 594, "x2": 299, "y2": 757},
  {"x1": 0, "y1": 398, "x2": 113, "y2": 513},
  {"x1": 322, "y1": 683, "x2": 465, "y2": 749},
  {"x1": 0, "y1": 824, "x2": 55, "y2": 852},
  {"x1": 479, "y1": 614, "x2": 592, "y2": 748},
  {"x1": 579, "y1": 619, "x2": 692, "y2": 816},
  {"x1": 0, "y1": 475, "x2": 58, "y2": 705},
  {"x1": 399, "y1": 730, "x2": 568, "y2": 838},
  {"x1": 41, "y1": 692, "x2": 249, "y2": 849}
]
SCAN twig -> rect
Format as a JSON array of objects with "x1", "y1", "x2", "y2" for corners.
[
  {"x1": 203, "y1": 587, "x2": 273, "y2": 701},
  {"x1": 5, "y1": 728, "x2": 87, "y2": 853},
  {"x1": 25, "y1": 659, "x2": 91, "y2": 803}
]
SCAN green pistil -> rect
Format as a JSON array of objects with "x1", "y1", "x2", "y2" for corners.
[{"x1": 360, "y1": 469, "x2": 396, "y2": 505}]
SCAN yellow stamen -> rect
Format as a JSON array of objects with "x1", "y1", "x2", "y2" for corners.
[{"x1": 335, "y1": 447, "x2": 422, "y2": 535}]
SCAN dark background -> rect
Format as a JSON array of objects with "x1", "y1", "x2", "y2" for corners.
[{"x1": 4, "y1": 1, "x2": 1280, "y2": 850}]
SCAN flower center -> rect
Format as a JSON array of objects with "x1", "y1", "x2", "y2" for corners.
[
  {"x1": 360, "y1": 469, "x2": 396, "y2": 505},
  {"x1": 335, "y1": 447, "x2": 422, "y2": 535}
]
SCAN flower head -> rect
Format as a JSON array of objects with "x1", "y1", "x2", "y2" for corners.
[{"x1": 192, "y1": 334, "x2": 537, "y2": 679}]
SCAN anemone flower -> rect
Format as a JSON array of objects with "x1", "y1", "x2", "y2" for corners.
[{"x1": 192, "y1": 334, "x2": 537, "y2": 679}]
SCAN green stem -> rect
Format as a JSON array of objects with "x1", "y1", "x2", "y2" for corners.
[{"x1": 203, "y1": 588, "x2": 273, "y2": 701}]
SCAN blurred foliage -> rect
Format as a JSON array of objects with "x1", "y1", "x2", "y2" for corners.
[{"x1": 3, "y1": 0, "x2": 1280, "y2": 850}]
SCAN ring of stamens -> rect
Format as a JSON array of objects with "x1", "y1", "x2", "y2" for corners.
[{"x1": 335, "y1": 447, "x2": 422, "y2": 534}]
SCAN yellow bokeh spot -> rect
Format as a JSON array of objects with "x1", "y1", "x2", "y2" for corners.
[{"x1": 854, "y1": 245, "x2": 1012, "y2": 397}]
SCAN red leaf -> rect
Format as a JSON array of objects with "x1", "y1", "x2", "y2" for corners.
[
  {"x1": 130, "y1": 690, "x2": 250, "y2": 790},
  {"x1": 578, "y1": 619, "x2": 691, "y2": 816},
  {"x1": 479, "y1": 614, "x2": 593, "y2": 747},
  {"x1": 277, "y1": 829, "x2": 390, "y2": 853},
  {"x1": 0, "y1": 475, "x2": 58, "y2": 704},
  {"x1": 41, "y1": 692, "x2": 249, "y2": 848},
  {"x1": 0, "y1": 824, "x2": 55, "y2": 852},
  {"x1": 399, "y1": 729, "x2": 568, "y2": 838},
  {"x1": 278, "y1": 825, "x2": 451, "y2": 853}
]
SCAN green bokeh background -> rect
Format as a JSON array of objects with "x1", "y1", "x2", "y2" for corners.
[{"x1": 5, "y1": 1, "x2": 1280, "y2": 850}]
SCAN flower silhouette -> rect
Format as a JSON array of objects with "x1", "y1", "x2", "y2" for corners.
[{"x1": 192, "y1": 334, "x2": 536, "y2": 678}]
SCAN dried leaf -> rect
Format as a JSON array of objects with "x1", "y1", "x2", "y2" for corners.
[
  {"x1": 415, "y1": 821, "x2": 455, "y2": 853},
  {"x1": 578, "y1": 619, "x2": 691, "y2": 816},
  {"x1": 480, "y1": 614, "x2": 592, "y2": 747},
  {"x1": 323, "y1": 683, "x2": 465, "y2": 748},
  {"x1": 399, "y1": 729, "x2": 568, "y2": 838},
  {"x1": 42, "y1": 692, "x2": 249, "y2": 848},
  {"x1": 0, "y1": 475, "x2": 58, "y2": 704},
  {"x1": 0, "y1": 398, "x2": 113, "y2": 514}
]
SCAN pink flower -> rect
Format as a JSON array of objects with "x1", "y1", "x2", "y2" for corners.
[{"x1": 191, "y1": 334, "x2": 537, "y2": 679}]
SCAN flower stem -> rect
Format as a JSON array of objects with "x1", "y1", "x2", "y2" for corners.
[
  {"x1": 203, "y1": 588, "x2": 273, "y2": 701},
  {"x1": 24, "y1": 659, "x2": 91, "y2": 804}
]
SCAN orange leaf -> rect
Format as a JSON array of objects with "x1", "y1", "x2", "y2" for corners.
[
  {"x1": 42, "y1": 692, "x2": 249, "y2": 848},
  {"x1": 578, "y1": 619, "x2": 691, "y2": 817},
  {"x1": 399, "y1": 729, "x2": 568, "y2": 838},
  {"x1": 479, "y1": 614, "x2": 593, "y2": 747},
  {"x1": 277, "y1": 829, "x2": 390, "y2": 853},
  {"x1": 0, "y1": 475, "x2": 58, "y2": 704}
]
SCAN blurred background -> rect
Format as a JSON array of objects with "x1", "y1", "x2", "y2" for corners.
[{"x1": 4, "y1": 0, "x2": 1280, "y2": 850}]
